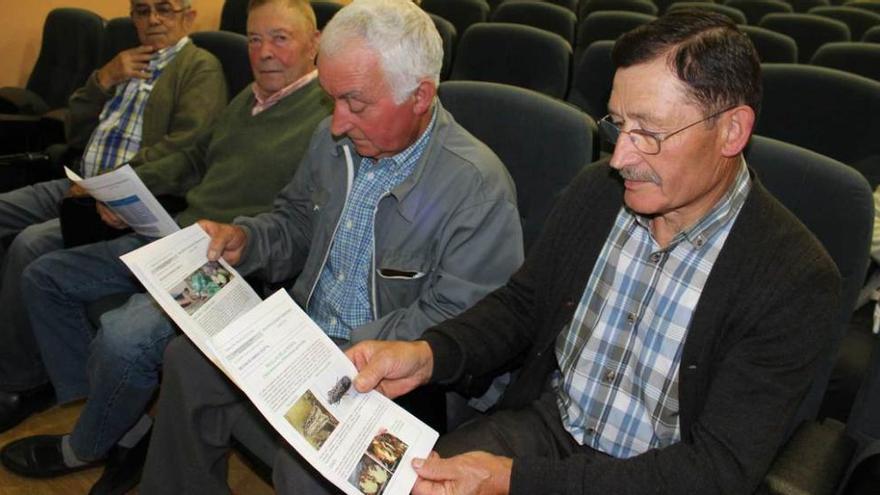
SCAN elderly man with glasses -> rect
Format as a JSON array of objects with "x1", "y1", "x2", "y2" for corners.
[
  {"x1": 345, "y1": 10, "x2": 841, "y2": 495},
  {"x1": 0, "y1": 0, "x2": 225, "y2": 484}
]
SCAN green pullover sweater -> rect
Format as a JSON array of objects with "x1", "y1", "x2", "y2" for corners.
[{"x1": 135, "y1": 78, "x2": 331, "y2": 227}]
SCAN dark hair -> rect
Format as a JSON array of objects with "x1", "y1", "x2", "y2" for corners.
[{"x1": 612, "y1": 9, "x2": 762, "y2": 118}]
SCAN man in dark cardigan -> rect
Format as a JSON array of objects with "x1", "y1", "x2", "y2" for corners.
[{"x1": 346, "y1": 10, "x2": 841, "y2": 495}]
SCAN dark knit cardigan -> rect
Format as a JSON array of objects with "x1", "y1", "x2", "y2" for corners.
[{"x1": 423, "y1": 160, "x2": 841, "y2": 494}]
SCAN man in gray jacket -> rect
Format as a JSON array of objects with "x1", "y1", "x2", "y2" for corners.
[{"x1": 140, "y1": 0, "x2": 523, "y2": 493}]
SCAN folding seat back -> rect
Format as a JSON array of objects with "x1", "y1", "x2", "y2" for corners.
[
  {"x1": 567, "y1": 39, "x2": 615, "y2": 120},
  {"x1": 725, "y1": 0, "x2": 793, "y2": 25},
  {"x1": 428, "y1": 13, "x2": 458, "y2": 81},
  {"x1": 311, "y1": 1, "x2": 342, "y2": 29},
  {"x1": 451, "y1": 23, "x2": 572, "y2": 99},
  {"x1": 760, "y1": 12, "x2": 851, "y2": 62},
  {"x1": 578, "y1": 0, "x2": 658, "y2": 18},
  {"x1": 438, "y1": 80, "x2": 598, "y2": 251},
  {"x1": 757, "y1": 63, "x2": 880, "y2": 186},
  {"x1": 810, "y1": 41, "x2": 880, "y2": 82},
  {"x1": 575, "y1": 10, "x2": 655, "y2": 64},
  {"x1": 667, "y1": 1, "x2": 748, "y2": 24},
  {"x1": 0, "y1": 8, "x2": 104, "y2": 115},
  {"x1": 747, "y1": 135, "x2": 873, "y2": 494},
  {"x1": 422, "y1": 0, "x2": 490, "y2": 39},
  {"x1": 740, "y1": 24, "x2": 799, "y2": 62},
  {"x1": 190, "y1": 31, "x2": 254, "y2": 99},
  {"x1": 808, "y1": 5, "x2": 880, "y2": 40},
  {"x1": 220, "y1": 0, "x2": 248, "y2": 35},
  {"x1": 491, "y1": 1, "x2": 577, "y2": 45}
]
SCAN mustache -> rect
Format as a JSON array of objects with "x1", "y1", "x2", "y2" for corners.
[{"x1": 618, "y1": 167, "x2": 661, "y2": 185}]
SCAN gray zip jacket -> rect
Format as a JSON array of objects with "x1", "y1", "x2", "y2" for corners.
[{"x1": 234, "y1": 102, "x2": 524, "y2": 343}]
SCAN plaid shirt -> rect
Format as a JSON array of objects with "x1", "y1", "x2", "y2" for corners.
[
  {"x1": 308, "y1": 109, "x2": 438, "y2": 340},
  {"x1": 80, "y1": 37, "x2": 189, "y2": 178},
  {"x1": 554, "y1": 161, "x2": 751, "y2": 459}
]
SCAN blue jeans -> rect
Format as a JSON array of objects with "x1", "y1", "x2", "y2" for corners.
[
  {"x1": 0, "y1": 178, "x2": 69, "y2": 391},
  {"x1": 21, "y1": 232, "x2": 177, "y2": 460}
]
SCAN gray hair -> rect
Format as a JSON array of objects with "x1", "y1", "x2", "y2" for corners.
[{"x1": 320, "y1": 0, "x2": 443, "y2": 103}]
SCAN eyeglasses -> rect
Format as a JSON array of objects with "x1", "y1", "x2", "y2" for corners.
[
  {"x1": 130, "y1": 3, "x2": 189, "y2": 20},
  {"x1": 598, "y1": 106, "x2": 735, "y2": 155}
]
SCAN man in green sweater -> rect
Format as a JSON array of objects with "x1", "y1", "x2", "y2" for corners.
[{"x1": 0, "y1": 1, "x2": 330, "y2": 493}]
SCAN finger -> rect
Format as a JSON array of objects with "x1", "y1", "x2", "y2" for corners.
[
  {"x1": 413, "y1": 455, "x2": 457, "y2": 482},
  {"x1": 412, "y1": 478, "x2": 446, "y2": 495},
  {"x1": 352, "y1": 360, "x2": 385, "y2": 393}
]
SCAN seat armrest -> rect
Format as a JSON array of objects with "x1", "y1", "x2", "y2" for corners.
[
  {"x1": 0, "y1": 87, "x2": 49, "y2": 115},
  {"x1": 763, "y1": 419, "x2": 856, "y2": 495}
]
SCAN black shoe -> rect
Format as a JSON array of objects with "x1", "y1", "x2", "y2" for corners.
[
  {"x1": 0, "y1": 383, "x2": 54, "y2": 433},
  {"x1": 89, "y1": 430, "x2": 151, "y2": 495},
  {"x1": 0, "y1": 434, "x2": 103, "y2": 478}
]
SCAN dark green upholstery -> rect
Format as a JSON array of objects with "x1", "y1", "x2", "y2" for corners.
[{"x1": 760, "y1": 13, "x2": 851, "y2": 62}]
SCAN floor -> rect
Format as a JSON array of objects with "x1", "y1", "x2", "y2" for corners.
[{"x1": 0, "y1": 401, "x2": 273, "y2": 494}]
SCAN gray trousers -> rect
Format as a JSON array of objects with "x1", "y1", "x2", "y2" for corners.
[
  {"x1": 0, "y1": 178, "x2": 69, "y2": 391},
  {"x1": 141, "y1": 335, "x2": 344, "y2": 495}
]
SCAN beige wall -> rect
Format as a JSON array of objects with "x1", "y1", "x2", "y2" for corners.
[{"x1": 0, "y1": 0, "x2": 224, "y2": 88}]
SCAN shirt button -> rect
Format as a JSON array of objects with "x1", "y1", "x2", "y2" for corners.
[
  {"x1": 337, "y1": 272, "x2": 345, "y2": 282},
  {"x1": 345, "y1": 220, "x2": 353, "y2": 229},
  {"x1": 626, "y1": 312, "x2": 636, "y2": 324},
  {"x1": 603, "y1": 369, "x2": 616, "y2": 383},
  {"x1": 366, "y1": 172, "x2": 375, "y2": 180},
  {"x1": 586, "y1": 427, "x2": 595, "y2": 435},
  {"x1": 650, "y1": 252, "x2": 662, "y2": 263},
  {"x1": 330, "y1": 316, "x2": 337, "y2": 325},
  {"x1": 695, "y1": 235, "x2": 705, "y2": 247}
]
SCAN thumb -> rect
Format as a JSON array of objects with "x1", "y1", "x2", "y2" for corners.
[
  {"x1": 353, "y1": 363, "x2": 384, "y2": 393},
  {"x1": 412, "y1": 454, "x2": 454, "y2": 482}
]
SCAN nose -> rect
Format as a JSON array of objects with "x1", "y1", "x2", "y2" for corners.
[
  {"x1": 330, "y1": 100, "x2": 353, "y2": 136},
  {"x1": 147, "y1": 9, "x2": 162, "y2": 25},
  {"x1": 258, "y1": 41, "x2": 273, "y2": 60},
  {"x1": 608, "y1": 133, "x2": 641, "y2": 170}
]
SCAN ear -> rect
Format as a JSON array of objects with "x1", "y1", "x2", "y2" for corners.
[
  {"x1": 184, "y1": 8, "x2": 197, "y2": 26},
  {"x1": 411, "y1": 80, "x2": 437, "y2": 115},
  {"x1": 719, "y1": 105, "x2": 755, "y2": 157},
  {"x1": 307, "y1": 30, "x2": 320, "y2": 62}
]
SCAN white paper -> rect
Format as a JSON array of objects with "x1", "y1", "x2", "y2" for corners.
[
  {"x1": 120, "y1": 225, "x2": 438, "y2": 495},
  {"x1": 66, "y1": 165, "x2": 179, "y2": 238}
]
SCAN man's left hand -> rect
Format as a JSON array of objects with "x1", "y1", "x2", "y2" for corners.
[{"x1": 412, "y1": 451, "x2": 513, "y2": 495}]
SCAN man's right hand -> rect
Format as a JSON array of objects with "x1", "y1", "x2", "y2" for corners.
[
  {"x1": 96, "y1": 45, "x2": 155, "y2": 90},
  {"x1": 97, "y1": 202, "x2": 129, "y2": 230},
  {"x1": 198, "y1": 220, "x2": 249, "y2": 265},
  {"x1": 345, "y1": 341, "x2": 434, "y2": 399}
]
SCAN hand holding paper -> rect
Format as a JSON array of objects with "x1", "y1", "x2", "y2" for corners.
[
  {"x1": 347, "y1": 340, "x2": 435, "y2": 399},
  {"x1": 198, "y1": 219, "x2": 248, "y2": 264}
]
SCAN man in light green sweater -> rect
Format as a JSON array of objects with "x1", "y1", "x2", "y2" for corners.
[{"x1": 0, "y1": 1, "x2": 331, "y2": 494}]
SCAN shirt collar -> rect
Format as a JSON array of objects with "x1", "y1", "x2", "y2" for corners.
[
  {"x1": 630, "y1": 157, "x2": 751, "y2": 249},
  {"x1": 252, "y1": 69, "x2": 319, "y2": 115},
  {"x1": 151, "y1": 36, "x2": 189, "y2": 72}
]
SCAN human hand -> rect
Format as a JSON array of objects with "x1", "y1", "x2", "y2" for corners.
[
  {"x1": 345, "y1": 340, "x2": 434, "y2": 399},
  {"x1": 66, "y1": 183, "x2": 89, "y2": 198},
  {"x1": 412, "y1": 451, "x2": 512, "y2": 495},
  {"x1": 97, "y1": 202, "x2": 129, "y2": 229},
  {"x1": 198, "y1": 220, "x2": 248, "y2": 264},
  {"x1": 96, "y1": 45, "x2": 155, "y2": 89}
]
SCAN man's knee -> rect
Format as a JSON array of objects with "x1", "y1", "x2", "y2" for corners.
[
  {"x1": 8, "y1": 222, "x2": 61, "y2": 262},
  {"x1": 93, "y1": 296, "x2": 175, "y2": 366}
]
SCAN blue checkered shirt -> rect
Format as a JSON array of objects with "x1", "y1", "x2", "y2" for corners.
[
  {"x1": 308, "y1": 109, "x2": 437, "y2": 340},
  {"x1": 554, "y1": 161, "x2": 751, "y2": 459},
  {"x1": 80, "y1": 37, "x2": 189, "y2": 178}
]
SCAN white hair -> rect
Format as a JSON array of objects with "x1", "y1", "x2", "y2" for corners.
[{"x1": 320, "y1": 0, "x2": 443, "y2": 103}]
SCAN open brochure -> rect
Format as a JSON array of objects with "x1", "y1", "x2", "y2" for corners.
[
  {"x1": 120, "y1": 224, "x2": 439, "y2": 495},
  {"x1": 65, "y1": 165, "x2": 179, "y2": 238}
]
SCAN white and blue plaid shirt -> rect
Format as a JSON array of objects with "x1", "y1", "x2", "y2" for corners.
[
  {"x1": 554, "y1": 161, "x2": 751, "y2": 459},
  {"x1": 308, "y1": 109, "x2": 437, "y2": 340},
  {"x1": 80, "y1": 36, "x2": 189, "y2": 178}
]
